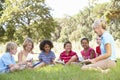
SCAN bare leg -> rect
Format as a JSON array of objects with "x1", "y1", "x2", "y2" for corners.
[
  {"x1": 10, "y1": 64, "x2": 20, "y2": 72},
  {"x1": 34, "y1": 62, "x2": 46, "y2": 68},
  {"x1": 81, "y1": 59, "x2": 116, "y2": 73}
]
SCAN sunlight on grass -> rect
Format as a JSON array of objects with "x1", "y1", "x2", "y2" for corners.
[{"x1": 0, "y1": 61, "x2": 120, "y2": 80}]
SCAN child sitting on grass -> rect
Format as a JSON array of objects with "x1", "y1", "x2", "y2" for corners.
[
  {"x1": 96, "y1": 36, "x2": 101, "y2": 57},
  {"x1": 80, "y1": 38, "x2": 96, "y2": 60},
  {"x1": 0, "y1": 42, "x2": 24, "y2": 74},
  {"x1": 18, "y1": 38, "x2": 34, "y2": 68},
  {"x1": 57, "y1": 41, "x2": 78, "y2": 65},
  {"x1": 33, "y1": 40, "x2": 56, "y2": 68}
]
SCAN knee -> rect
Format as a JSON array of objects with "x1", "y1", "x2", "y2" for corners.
[
  {"x1": 14, "y1": 64, "x2": 20, "y2": 70},
  {"x1": 71, "y1": 55, "x2": 78, "y2": 60}
]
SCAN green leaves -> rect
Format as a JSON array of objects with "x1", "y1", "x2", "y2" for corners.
[
  {"x1": 0, "y1": 0, "x2": 57, "y2": 44},
  {"x1": 55, "y1": 0, "x2": 120, "y2": 42}
]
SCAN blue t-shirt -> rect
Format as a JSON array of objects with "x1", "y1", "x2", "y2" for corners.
[
  {"x1": 100, "y1": 31, "x2": 116, "y2": 60},
  {"x1": 38, "y1": 51, "x2": 56, "y2": 64},
  {"x1": 0, "y1": 52, "x2": 16, "y2": 73}
]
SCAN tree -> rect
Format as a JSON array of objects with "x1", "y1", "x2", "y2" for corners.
[
  {"x1": 0, "y1": 0, "x2": 5, "y2": 43},
  {"x1": 0, "y1": 0, "x2": 5, "y2": 16},
  {"x1": 0, "y1": 0, "x2": 57, "y2": 43},
  {"x1": 104, "y1": 0, "x2": 120, "y2": 40},
  {"x1": 55, "y1": 2, "x2": 108, "y2": 42}
]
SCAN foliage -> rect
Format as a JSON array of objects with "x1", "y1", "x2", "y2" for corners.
[
  {"x1": 54, "y1": 0, "x2": 120, "y2": 42},
  {"x1": 104, "y1": 0, "x2": 120, "y2": 40},
  {"x1": 0, "y1": 0, "x2": 120, "y2": 43},
  {"x1": 0, "y1": 0, "x2": 57, "y2": 44},
  {"x1": 55, "y1": 3, "x2": 108, "y2": 42}
]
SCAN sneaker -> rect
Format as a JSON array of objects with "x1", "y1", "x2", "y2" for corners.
[{"x1": 56, "y1": 60, "x2": 65, "y2": 65}]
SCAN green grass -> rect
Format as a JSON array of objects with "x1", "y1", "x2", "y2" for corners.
[{"x1": 0, "y1": 60, "x2": 120, "y2": 80}]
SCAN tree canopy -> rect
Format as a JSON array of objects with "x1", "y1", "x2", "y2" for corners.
[
  {"x1": 0, "y1": 0, "x2": 57, "y2": 44},
  {"x1": 54, "y1": 0, "x2": 120, "y2": 42},
  {"x1": 0, "y1": 0, "x2": 120, "y2": 44}
]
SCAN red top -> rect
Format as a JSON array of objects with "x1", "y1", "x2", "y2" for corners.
[
  {"x1": 96, "y1": 46, "x2": 101, "y2": 56},
  {"x1": 59, "y1": 51, "x2": 78, "y2": 63},
  {"x1": 81, "y1": 48, "x2": 96, "y2": 60}
]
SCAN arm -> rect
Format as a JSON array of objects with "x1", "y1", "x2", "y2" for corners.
[
  {"x1": 8, "y1": 64, "x2": 15, "y2": 68},
  {"x1": 8, "y1": 64, "x2": 20, "y2": 72},
  {"x1": 58, "y1": 53, "x2": 63, "y2": 61},
  {"x1": 2, "y1": 54, "x2": 18, "y2": 71},
  {"x1": 18, "y1": 51, "x2": 22, "y2": 63},
  {"x1": 90, "y1": 50, "x2": 96, "y2": 59},
  {"x1": 91, "y1": 43, "x2": 111, "y2": 63},
  {"x1": 51, "y1": 58, "x2": 56, "y2": 64},
  {"x1": 51, "y1": 52, "x2": 56, "y2": 64},
  {"x1": 38, "y1": 53, "x2": 43, "y2": 62},
  {"x1": 18, "y1": 51, "x2": 27, "y2": 65}
]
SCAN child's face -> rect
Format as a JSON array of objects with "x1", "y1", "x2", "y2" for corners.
[
  {"x1": 64, "y1": 43, "x2": 72, "y2": 52},
  {"x1": 96, "y1": 37, "x2": 101, "y2": 45},
  {"x1": 25, "y1": 42, "x2": 33, "y2": 51},
  {"x1": 10, "y1": 47, "x2": 17, "y2": 55},
  {"x1": 44, "y1": 44, "x2": 50, "y2": 53},
  {"x1": 81, "y1": 40, "x2": 89, "y2": 49}
]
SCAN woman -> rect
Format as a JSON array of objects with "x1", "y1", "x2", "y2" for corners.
[{"x1": 82, "y1": 19, "x2": 116, "y2": 71}]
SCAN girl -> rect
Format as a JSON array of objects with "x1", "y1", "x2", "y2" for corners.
[
  {"x1": 81, "y1": 38, "x2": 96, "y2": 60},
  {"x1": 0, "y1": 42, "x2": 21, "y2": 73},
  {"x1": 58, "y1": 41, "x2": 78, "y2": 65},
  {"x1": 33, "y1": 40, "x2": 56, "y2": 68},
  {"x1": 18, "y1": 38, "x2": 34, "y2": 68}
]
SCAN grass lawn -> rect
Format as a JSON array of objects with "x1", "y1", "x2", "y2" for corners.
[{"x1": 0, "y1": 59, "x2": 120, "y2": 80}]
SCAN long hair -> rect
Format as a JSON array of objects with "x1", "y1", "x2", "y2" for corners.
[{"x1": 23, "y1": 38, "x2": 34, "y2": 50}]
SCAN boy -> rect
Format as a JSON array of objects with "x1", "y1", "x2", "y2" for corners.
[{"x1": 0, "y1": 42, "x2": 22, "y2": 73}]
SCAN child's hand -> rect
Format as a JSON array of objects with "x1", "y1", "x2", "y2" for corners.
[
  {"x1": 82, "y1": 59, "x2": 91, "y2": 65},
  {"x1": 53, "y1": 61, "x2": 56, "y2": 65},
  {"x1": 89, "y1": 59, "x2": 96, "y2": 64}
]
